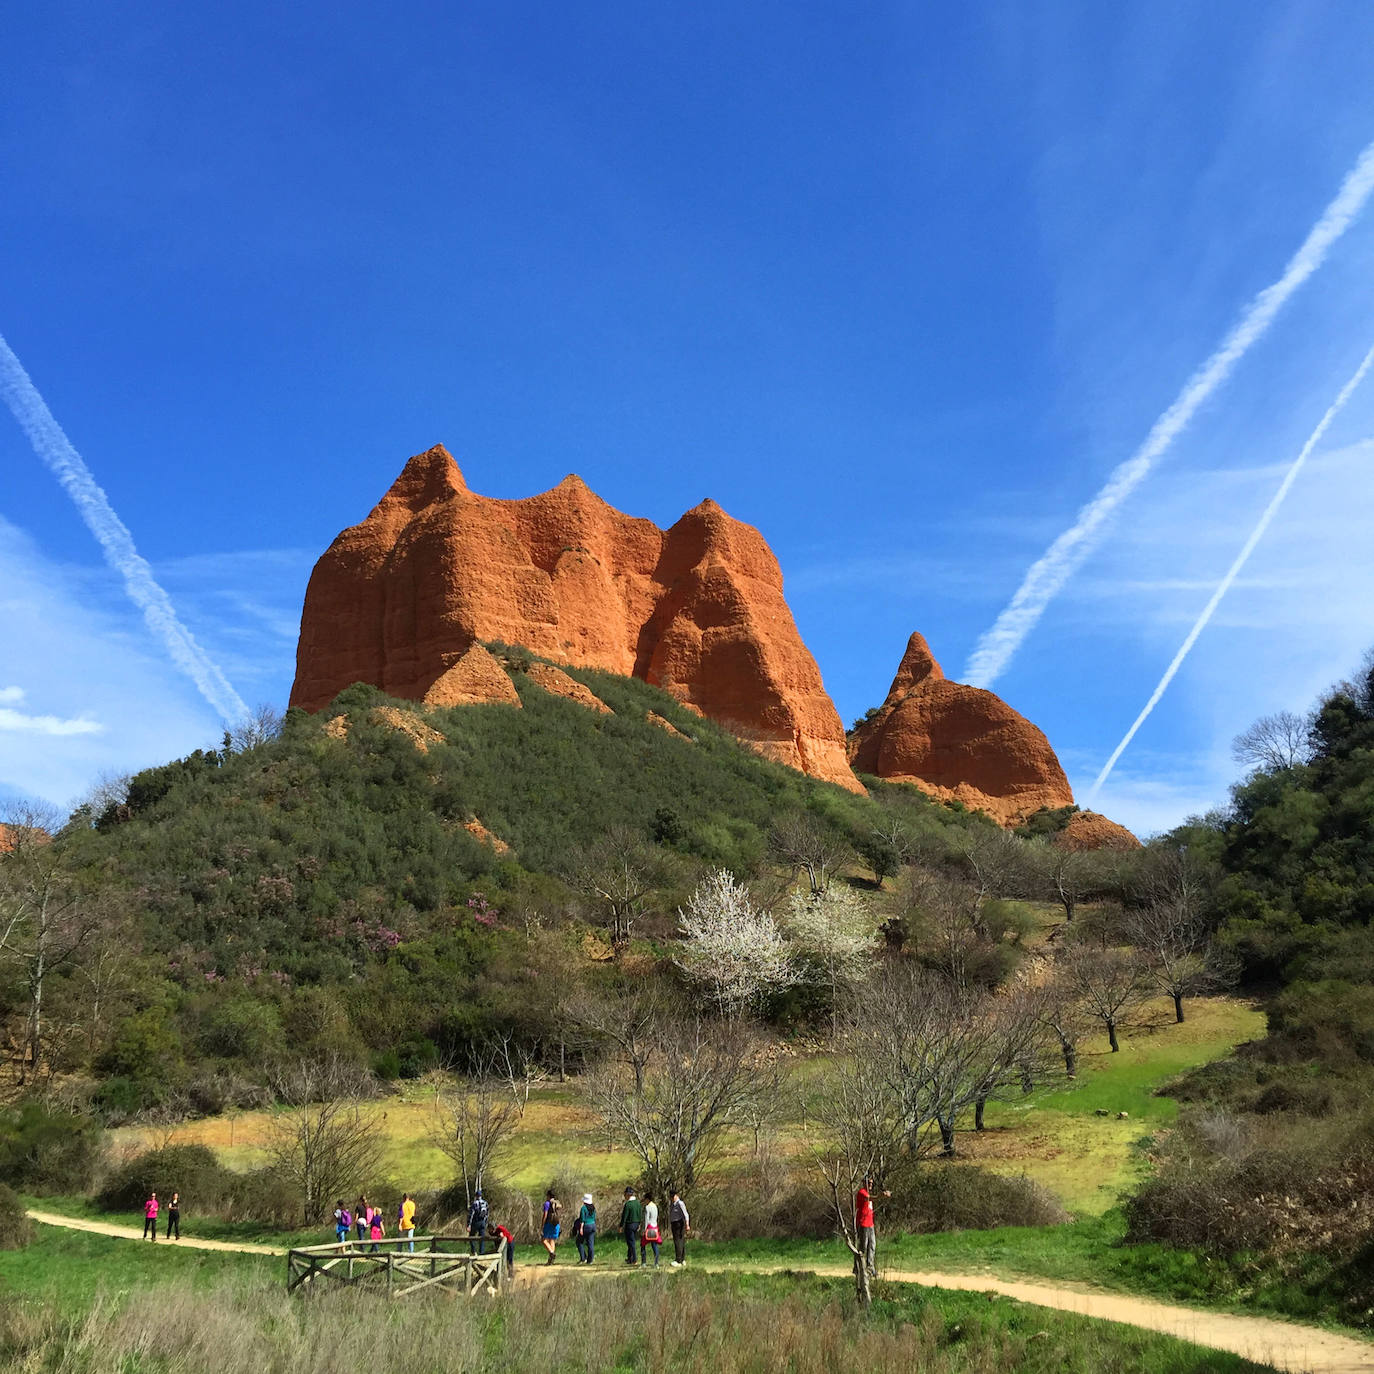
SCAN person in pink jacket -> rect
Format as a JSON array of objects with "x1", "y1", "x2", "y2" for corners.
[{"x1": 143, "y1": 1192, "x2": 159, "y2": 1241}]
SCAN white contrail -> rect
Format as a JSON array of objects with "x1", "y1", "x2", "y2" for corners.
[
  {"x1": 0, "y1": 332, "x2": 249, "y2": 723},
  {"x1": 1087, "y1": 340, "x2": 1374, "y2": 800},
  {"x1": 964, "y1": 137, "x2": 1374, "y2": 689}
]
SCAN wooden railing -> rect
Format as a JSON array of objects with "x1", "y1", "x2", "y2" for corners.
[{"x1": 286, "y1": 1235, "x2": 507, "y2": 1299}]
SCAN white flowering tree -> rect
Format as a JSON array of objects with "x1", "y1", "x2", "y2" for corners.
[
  {"x1": 786, "y1": 886, "x2": 879, "y2": 1036},
  {"x1": 676, "y1": 868, "x2": 795, "y2": 1015}
]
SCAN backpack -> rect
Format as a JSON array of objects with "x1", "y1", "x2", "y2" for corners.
[
  {"x1": 470, "y1": 1196, "x2": 489, "y2": 1228},
  {"x1": 548, "y1": 1197, "x2": 562, "y2": 1224},
  {"x1": 341, "y1": 1209, "x2": 352, "y2": 1228}
]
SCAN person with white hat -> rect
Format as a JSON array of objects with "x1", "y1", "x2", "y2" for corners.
[{"x1": 575, "y1": 1193, "x2": 597, "y2": 1264}]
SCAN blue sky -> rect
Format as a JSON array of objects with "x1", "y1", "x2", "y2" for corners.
[{"x1": 4, "y1": 2, "x2": 1374, "y2": 835}]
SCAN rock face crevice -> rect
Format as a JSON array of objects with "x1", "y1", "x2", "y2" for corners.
[
  {"x1": 848, "y1": 632, "x2": 1076, "y2": 825},
  {"x1": 291, "y1": 445, "x2": 863, "y2": 793}
]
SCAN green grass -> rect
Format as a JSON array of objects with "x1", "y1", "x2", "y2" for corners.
[
  {"x1": 0, "y1": 1224, "x2": 273, "y2": 1313},
  {"x1": 0, "y1": 1238, "x2": 1272, "y2": 1372}
]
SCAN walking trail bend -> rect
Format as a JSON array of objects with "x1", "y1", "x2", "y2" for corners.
[{"x1": 26, "y1": 1209, "x2": 1374, "y2": 1373}]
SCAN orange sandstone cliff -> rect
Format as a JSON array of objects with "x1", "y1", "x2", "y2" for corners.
[
  {"x1": 848, "y1": 632, "x2": 1075, "y2": 825},
  {"x1": 290, "y1": 445, "x2": 863, "y2": 793}
]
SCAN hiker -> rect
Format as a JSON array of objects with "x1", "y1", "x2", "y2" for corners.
[
  {"x1": 167, "y1": 1191, "x2": 181, "y2": 1241},
  {"x1": 669, "y1": 1189, "x2": 690, "y2": 1266},
  {"x1": 492, "y1": 1219, "x2": 514, "y2": 1277},
  {"x1": 142, "y1": 1191, "x2": 159, "y2": 1241},
  {"x1": 540, "y1": 1188, "x2": 562, "y2": 1265},
  {"x1": 619, "y1": 1187, "x2": 643, "y2": 1266},
  {"x1": 368, "y1": 1206, "x2": 385, "y2": 1252},
  {"x1": 399, "y1": 1192, "x2": 416, "y2": 1252},
  {"x1": 354, "y1": 1196, "x2": 369, "y2": 1243},
  {"x1": 467, "y1": 1190, "x2": 489, "y2": 1254},
  {"x1": 334, "y1": 1200, "x2": 351, "y2": 1244},
  {"x1": 855, "y1": 1174, "x2": 891, "y2": 1278},
  {"x1": 640, "y1": 1191, "x2": 661, "y2": 1267},
  {"x1": 575, "y1": 1193, "x2": 597, "y2": 1265}
]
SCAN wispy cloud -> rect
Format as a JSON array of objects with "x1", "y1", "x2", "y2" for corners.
[
  {"x1": 963, "y1": 136, "x2": 1374, "y2": 689},
  {"x1": 0, "y1": 331, "x2": 249, "y2": 723},
  {"x1": 1088, "y1": 341, "x2": 1374, "y2": 799},
  {"x1": 0, "y1": 685, "x2": 102, "y2": 737}
]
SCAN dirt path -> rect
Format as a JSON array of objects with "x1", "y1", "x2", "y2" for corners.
[
  {"x1": 26, "y1": 1209, "x2": 284, "y2": 1256},
  {"x1": 27, "y1": 1210, "x2": 1374, "y2": 1371}
]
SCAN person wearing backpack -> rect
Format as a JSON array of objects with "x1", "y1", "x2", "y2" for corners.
[
  {"x1": 334, "y1": 1200, "x2": 350, "y2": 1244},
  {"x1": 668, "y1": 1189, "x2": 690, "y2": 1266},
  {"x1": 618, "y1": 1187, "x2": 643, "y2": 1266},
  {"x1": 491, "y1": 1219, "x2": 514, "y2": 1277},
  {"x1": 467, "y1": 1191, "x2": 489, "y2": 1254},
  {"x1": 640, "y1": 1191, "x2": 661, "y2": 1267},
  {"x1": 575, "y1": 1194, "x2": 597, "y2": 1264},
  {"x1": 540, "y1": 1188, "x2": 562, "y2": 1264},
  {"x1": 354, "y1": 1196, "x2": 369, "y2": 1243}
]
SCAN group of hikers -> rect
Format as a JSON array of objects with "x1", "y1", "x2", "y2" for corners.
[
  {"x1": 139, "y1": 1191, "x2": 181, "y2": 1240},
  {"x1": 321, "y1": 1184, "x2": 694, "y2": 1274}
]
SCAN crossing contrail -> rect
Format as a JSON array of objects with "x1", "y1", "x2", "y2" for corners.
[
  {"x1": 0, "y1": 332, "x2": 249, "y2": 723},
  {"x1": 1087, "y1": 339, "x2": 1374, "y2": 801},
  {"x1": 963, "y1": 137, "x2": 1374, "y2": 690}
]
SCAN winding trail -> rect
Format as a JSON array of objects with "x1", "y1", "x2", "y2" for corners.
[{"x1": 27, "y1": 1210, "x2": 1374, "y2": 1372}]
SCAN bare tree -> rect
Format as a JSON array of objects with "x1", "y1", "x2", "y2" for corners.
[
  {"x1": 895, "y1": 865, "x2": 982, "y2": 988},
  {"x1": 428, "y1": 1047, "x2": 523, "y2": 1204},
  {"x1": 951, "y1": 824, "x2": 1027, "y2": 936},
  {"x1": 0, "y1": 805, "x2": 111, "y2": 1084},
  {"x1": 1058, "y1": 945, "x2": 1148, "y2": 1052},
  {"x1": 225, "y1": 703, "x2": 285, "y2": 754},
  {"x1": 266, "y1": 1054, "x2": 387, "y2": 1225},
  {"x1": 586, "y1": 1014, "x2": 777, "y2": 1194},
  {"x1": 566, "y1": 827, "x2": 667, "y2": 949},
  {"x1": 768, "y1": 814, "x2": 852, "y2": 896},
  {"x1": 676, "y1": 869, "x2": 796, "y2": 1014},
  {"x1": 1038, "y1": 975, "x2": 1086, "y2": 1079},
  {"x1": 561, "y1": 983, "x2": 665, "y2": 1096},
  {"x1": 1130, "y1": 900, "x2": 1227, "y2": 1024},
  {"x1": 1231, "y1": 709, "x2": 1313, "y2": 773},
  {"x1": 1028, "y1": 839, "x2": 1099, "y2": 923},
  {"x1": 786, "y1": 885, "x2": 879, "y2": 1036}
]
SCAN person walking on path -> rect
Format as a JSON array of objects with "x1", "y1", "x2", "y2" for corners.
[
  {"x1": 334, "y1": 1201, "x2": 350, "y2": 1244},
  {"x1": 398, "y1": 1193, "x2": 416, "y2": 1252},
  {"x1": 492, "y1": 1220, "x2": 514, "y2": 1277},
  {"x1": 640, "y1": 1192, "x2": 661, "y2": 1267},
  {"x1": 668, "y1": 1190, "x2": 690, "y2": 1266},
  {"x1": 575, "y1": 1194, "x2": 597, "y2": 1264},
  {"x1": 855, "y1": 1174, "x2": 891, "y2": 1278},
  {"x1": 354, "y1": 1196, "x2": 369, "y2": 1244},
  {"x1": 166, "y1": 1192, "x2": 181, "y2": 1241},
  {"x1": 142, "y1": 1192, "x2": 159, "y2": 1241},
  {"x1": 368, "y1": 1207, "x2": 385, "y2": 1252},
  {"x1": 619, "y1": 1187, "x2": 643, "y2": 1266},
  {"x1": 467, "y1": 1190, "x2": 489, "y2": 1255},
  {"x1": 540, "y1": 1189, "x2": 562, "y2": 1265}
]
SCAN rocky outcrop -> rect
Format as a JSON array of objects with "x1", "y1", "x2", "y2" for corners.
[
  {"x1": 524, "y1": 662, "x2": 612, "y2": 714},
  {"x1": 291, "y1": 445, "x2": 861, "y2": 792},
  {"x1": 1055, "y1": 810, "x2": 1140, "y2": 852},
  {"x1": 422, "y1": 644, "x2": 522, "y2": 709},
  {"x1": 848, "y1": 632, "x2": 1075, "y2": 825}
]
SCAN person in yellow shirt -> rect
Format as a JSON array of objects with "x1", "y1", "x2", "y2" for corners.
[{"x1": 399, "y1": 1193, "x2": 417, "y2": 1251}]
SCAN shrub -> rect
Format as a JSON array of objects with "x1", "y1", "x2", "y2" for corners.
[
  {"x1": 0, "y1": 1183, "x2": 35, "y2": 1250},
  {"x1": 888, "y1": 1163, "x2": 1068, "y2": 1233},
  {"x1": 0, "y1": 1102, "x2": 103, "y2": 1194},
  {"x1": 97, "y1": 1144, "x2": 238, "y2": 1216}
]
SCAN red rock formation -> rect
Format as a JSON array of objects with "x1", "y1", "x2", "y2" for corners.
[
  {"x1": 422, "y1": 644, "x2": 522, "y2": 709},
  {"x1": 848, "y1": 632, "x2": 1075, "y2": 825},
  {"x1": 291, "y1": 445, "x2": 862, "y2": 792},
  {"x1": 524, "y1": 662, "x2": 612, "y2": 714},
  {"x1": 1055, "y1": 810, "x2": 1141, "y2": 852}
]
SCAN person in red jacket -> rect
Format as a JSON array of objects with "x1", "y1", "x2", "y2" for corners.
[
  {"x1": 854, "y1": 1175, "x2": 890, "y2": 1277},
  {"x1": 491, "y1": 1220, "x2": 515, "y2": 1277}
]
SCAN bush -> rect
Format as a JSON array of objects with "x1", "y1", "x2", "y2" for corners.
[
  {"x1": 0, "y1": 1183, "x2": 35, "y2": 1250},
  {"x1": 0, "y1": 1102, "x2": 103, "y2": 1194},
  {"x1": 888, "y1": 1162, "x2": 1068, "y2": 1233},
  {"x1": 97, "y1": 1144, "x2": 238, "y2": 1216}
]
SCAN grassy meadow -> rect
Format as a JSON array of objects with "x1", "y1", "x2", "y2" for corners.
[
  {"x1": 0, "y1": 1227, "x2": 1272, "y2": 1374},
  {"x1": 104, "y1": 993, "x2": 1263, "y2": 1222}
]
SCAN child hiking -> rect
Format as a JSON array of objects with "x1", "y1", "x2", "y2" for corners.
[{"x1": 541, "y1": 1188, "x2": 562, "y2": 1264}]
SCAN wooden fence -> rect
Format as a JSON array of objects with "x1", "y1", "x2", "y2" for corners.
[{"x1": 286, "y1": 1235, "x2": 507, "y2": 1300}]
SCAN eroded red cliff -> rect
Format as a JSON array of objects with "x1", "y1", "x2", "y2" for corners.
[
  {"x1": 848, "y1": 632, "x2": 1076, "y2": 825},
  {"x1": 291, "y1": 445, "x2": 862, "y2": 793}
]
